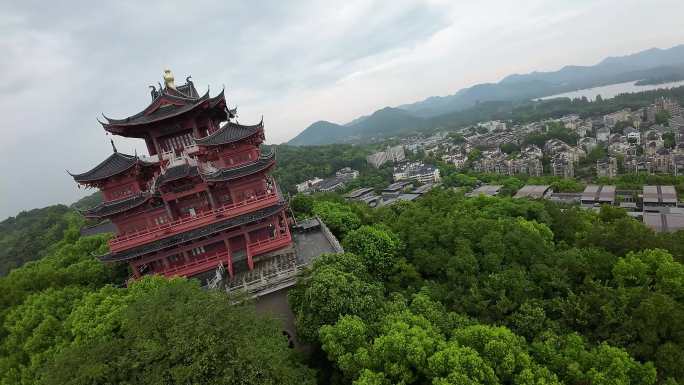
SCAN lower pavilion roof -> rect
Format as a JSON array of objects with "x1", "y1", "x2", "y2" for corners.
[
  {"x1": 70, "y1": 152, "x2": 156, "y2": 183},
  {"x1": 156, "y1": 163, "x2": 199, "y2": 187},
  {"x1": 84, "y1": 192, "x2": 160, "y2": 218},
  {"x1": 202, "y1": 151, "x2": 275, "y2": 182},
  {"x1": 194, "y1": 119, "x2": 264, "y2": 146},
  {"x1": 99, "y1": 201, "x2": 286, "y2": 262}
]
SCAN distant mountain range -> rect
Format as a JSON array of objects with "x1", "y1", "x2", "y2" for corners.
[{"x1": 287, "y1": 44, "x2": 684, "y2": 146}]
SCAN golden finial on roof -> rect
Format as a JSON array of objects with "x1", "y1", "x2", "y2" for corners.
[{"x1": 163, "y1": 69, "x2": 176, "y2": 90}]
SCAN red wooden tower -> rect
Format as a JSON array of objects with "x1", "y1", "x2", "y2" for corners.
[{"x1": 70, "y1": 71, "x2": 292, "y2": 282}]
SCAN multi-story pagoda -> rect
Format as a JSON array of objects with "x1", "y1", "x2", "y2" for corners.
[{"x1": 70, "y1": 70, "x2": 293, "y2": 282}]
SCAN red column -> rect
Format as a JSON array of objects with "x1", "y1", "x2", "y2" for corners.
[
  {"x1": 163, "y1": 201, "x2": 174, "y2": 220},
  {"x1": 205, "y1": 187, "x2": 217, "y2": 210},
  {"x1": 160, "y1": 257, "x2": 170, "y2": 274},
  {"x1": 284, "y1": 217, "x2": 292, "y2": 239},
  {"x1": 278, "y1": 212, "x2": 287, "y2": 236},
  {"x1": 152, "y1": 136, "x2": 163, "y2": 162},
  {"x1": 246, "y1": 232, "x2": 254, "y2": 270},
  {"x1": 192, "y1": 120, "x2": 199, "y2": 138},
  {"x1": 222, "y1": 238, "x2": 234, "y2": 277},
  {"x1": 181, "y1": 250, "x2": 191, "y2": 263},
  {"x1": 226, "y1": 251, "x2": 234, "y2": 277}
]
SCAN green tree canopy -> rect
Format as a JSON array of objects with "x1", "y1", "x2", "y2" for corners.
[
  {"x1": 342, "y1": 225, "x2": 402, "y2": 279},
  {"x1": 41, "y1": 277, "x2": 314, "y2": 385},
  {"x1": 312, "y1": 201, "x2": 362, "y2": 238},
  {"x1": 289, "y1": 253, "x2": 384, "y2": 343}
]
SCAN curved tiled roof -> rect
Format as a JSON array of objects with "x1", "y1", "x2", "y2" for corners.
[
  {"x1": 194, "y1": 118, "x2": 263, "y2": 146},
  {"x1": 70, "y1": 152, "x2": 155, "y2": 183},
  {"x1": 155, "y1": 163, "x2": 200, "y2": 187},
  {"x1": 202, "y1": 151, "x2": 275, "y2": 182},
  {"x1": 172, "y1": 78, "x2": 200, "y2": 99},
  {"x1": 102, "y1": 91, "x2": 212, "y2": 126},
  {"x1": 101, "y1": 89, "x2": 227, "y2": 130},
  {"x1": 84, "y1": 192, "x2": 160, "y2": 218},
  {"x1": 99, "y1": 202, "x2": 286, "y2": 262}
]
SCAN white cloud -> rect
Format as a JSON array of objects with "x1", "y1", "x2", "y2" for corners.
[{"x1": 1, "y1": 0, "x2": 683, "y2": 218}]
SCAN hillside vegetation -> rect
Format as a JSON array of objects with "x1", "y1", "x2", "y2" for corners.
[
  {"x1": 0, "y1": 213, "x2": 313, "y2": 385},
  {"x1": 2, "y1": 182, "x2": 684, "y2": 383},
  {"x1": 290, "y1": 190, "x2": 684, "y2": 384},
  {"x1": 0, "y1": 205, "x2": 77, "y2": 276},
  {"x1": 271, "y1": 144, "x2": 392, "y2": 194},
  {"x1": 0, "y1": 191, "x2": 105, "y2": 277}
]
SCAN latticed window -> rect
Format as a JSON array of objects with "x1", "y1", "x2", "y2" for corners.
[
  {"x1": 109, "y1": 185, "x2": 133, "y2": 199},
  {"x1": 161, "y1": 132, "x2": 194, "y2": 151},
  {"x1": 154, "y1": 215, "x2": 169, "y2": 225}
]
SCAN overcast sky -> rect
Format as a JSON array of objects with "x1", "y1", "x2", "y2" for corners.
[{"x1": 1, "y1": 0, "x2": 683, "y2": 219}]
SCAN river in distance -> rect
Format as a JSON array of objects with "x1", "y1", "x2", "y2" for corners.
[{"x1": 539, "y1": 79, "x2": 684, "y2": 101}]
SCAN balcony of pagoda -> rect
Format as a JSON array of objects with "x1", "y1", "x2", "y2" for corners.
[
  {"x1": 108, "y1": 191, "x2": 280, "y2": 253},
  {"x1": 161, "y1": 182, "x2": 209, "y2": 201},
  {"x1": 159, "y1": 145, "x2": 200, "y2": 164},
  {"x1": 130, "y1": 232, "x2": 293, "y2": 282},
  {"x1": 247, "y1": 229, "x2": 292, "y2": 258},
  {"x1": 162, "y1": 250, "x2": 233, "y2": 279}
]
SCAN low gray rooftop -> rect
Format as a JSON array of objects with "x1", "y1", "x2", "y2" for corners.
[
  {"x1": 643, "y1": 213, "x2": 684, "y2": 233},
  {"x1": 514, "y1": 185, "x2": 551, "y2": 199},
  {"x1": 643, "y1": 185, "x2": 678, "y2": 204},
  {"x1": 468, "y1": 185, "x2": 502, "y2": 197}
]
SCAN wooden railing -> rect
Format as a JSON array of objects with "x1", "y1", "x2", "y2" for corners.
[
  {"x1": 247, "y1": 233, "x2": 292, "y2": 256},
  {"x1": 151, "y1": 234, "x2": 291, "y2": 280},
  {"x1": 226, "y1": 251, "x2": 299, "y2": 295},
  {"x1": 162, "y1": 251, "x2": 231, "y2": 278},
  {"x1": 109, "y1": 192, "x2": 279, "y2": 252}
]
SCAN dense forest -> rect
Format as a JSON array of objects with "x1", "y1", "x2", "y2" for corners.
[
  {"x1": 0, "y1": 192, "x2": 102, "y2": 276},
  {"x1": 0, "y1": 214, "x2": 314, "y2": 384},
  {"x1": 290, "y1": 190, "x2": 684, "y2": 384},
  {"x1": 0, "y1": 205, "x2": 78, "y2": 276},
  {"x1": 1, "y1": 185, "x2": 684, "y2": 384}
]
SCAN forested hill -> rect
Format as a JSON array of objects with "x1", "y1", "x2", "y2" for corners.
[
  {"x1": 400, "y1": 44, "x2": 684, "y2": 118},
  {"x1": 288, "y1": 44, "x2": 684, "y2": 145},
  {"x1": 288, "y1": 107, "x2": 428, "y2": 146},
  {"x1": 0, "y1": 205, "x2": 76, "y2": 276},
  {"x1": 0, "y1": 191, "x2": 102, "y2": 276}
]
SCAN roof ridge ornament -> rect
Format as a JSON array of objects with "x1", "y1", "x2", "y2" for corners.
[
  {"x1": 149, "y1": 85, "x2": 159, "y2": 100},
  {"x1": 163, "y1": 69, "x2": 176, "y2": 90},
  {"x1": 111, "y1": 139, "x2": 117, "y2": 153}
]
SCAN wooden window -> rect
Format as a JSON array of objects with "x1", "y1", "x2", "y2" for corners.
[
  {"x1": 154, "y1": 215, "x2": 169, "y2": 225},
  {"x1": 109, "y1": 185, "x2": 133, "y2": 200}
]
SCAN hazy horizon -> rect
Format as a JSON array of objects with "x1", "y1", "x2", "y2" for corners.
[{"x1": 2, "y1": 0, "x2": 684, "y2": 219}]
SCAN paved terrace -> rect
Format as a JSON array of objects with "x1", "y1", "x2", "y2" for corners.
[{"x1": 205, "y1": 217, "x2": 343, "y2": 297}]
